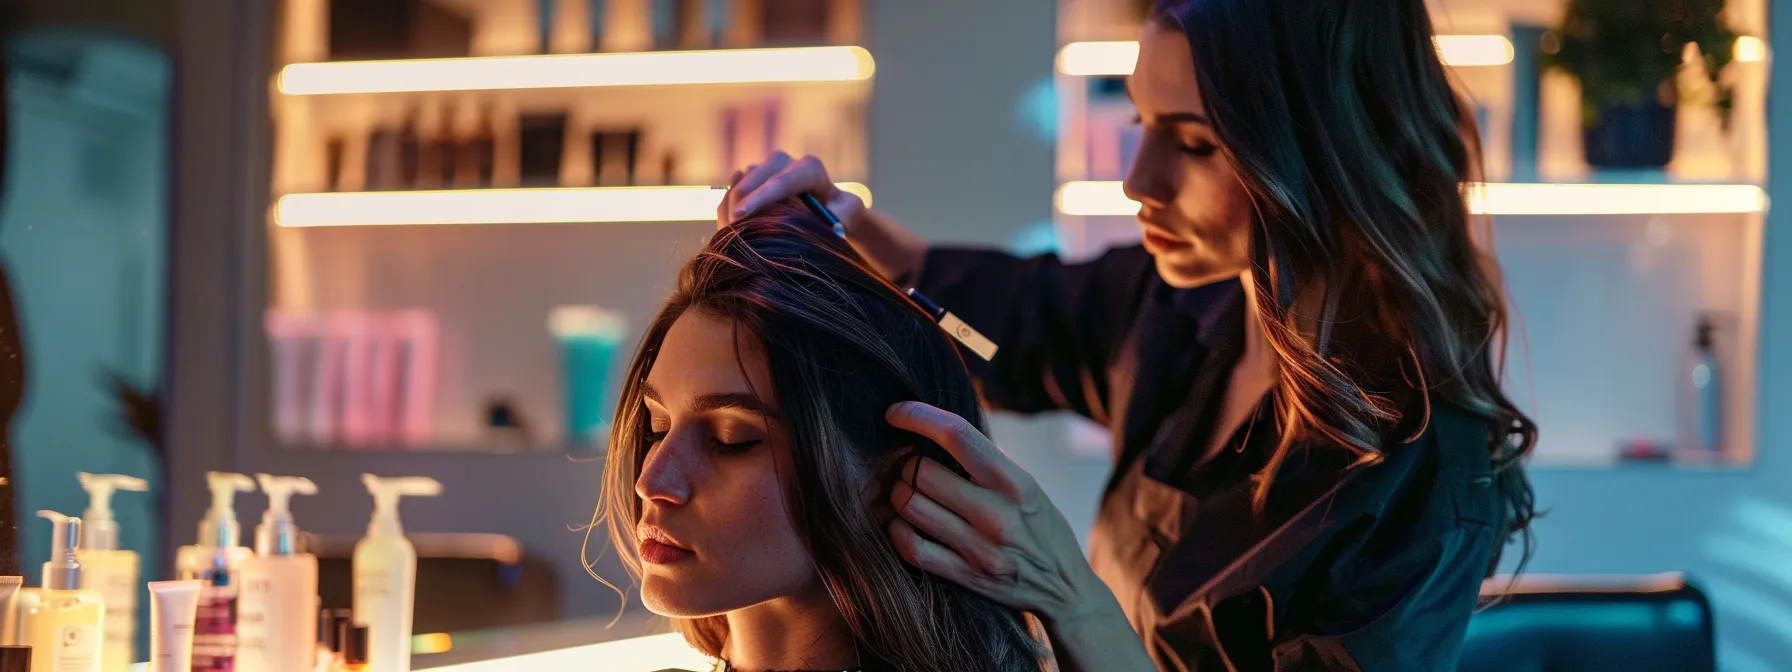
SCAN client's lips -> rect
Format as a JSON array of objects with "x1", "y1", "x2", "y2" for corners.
[
  {"x1": 638, "y1": 525, "x2": 695, "y2": 565},
  {"x1": 1138, "y1": 221, "x2": 1192, "y2": 253}
]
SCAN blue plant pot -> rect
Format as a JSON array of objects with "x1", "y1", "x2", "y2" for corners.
[{"x1": 1582, "y1": 94, "x2": 1677, "y2": 169}]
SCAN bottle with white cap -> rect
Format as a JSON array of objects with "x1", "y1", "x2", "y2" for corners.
[
  {"x1": 174, "y1": 472, "x2": 256, "y2": 672},
  {"x1": 19, "y1": 511, "x2": 104, "y2": 672},
  {"x1": 237, "y1": 475, "x2": 320, "y2": 672},
  {"x1": 352, "y1": 475, "x2": 440, "y2": 672},
  {"x1": 73, "y1": 473, "x2": 148, "y2": 672}
]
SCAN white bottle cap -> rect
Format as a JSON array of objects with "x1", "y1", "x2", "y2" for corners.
[
  {"x1": 76, "y1": 472, "x2": 149, "y2": 551},
  {"x1": 198, "y1": 471, "x2": 256, "y2": 548},
  {"x1": 362, "y1": 474, "x2": 442, "y2": 538},
  {"x1": 254, "y1": 474, "x2": 319, "y2": 556}
]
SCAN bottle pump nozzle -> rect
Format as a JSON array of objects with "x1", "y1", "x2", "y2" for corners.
[
  {"x1": 77, "y1": 472, "x2": 149, "y2": 551},
  {"x1": 37, "y1": 510, "x2": 83, "y2": 590},
  {"x1": 198, "y1": 471, "x2": 256, "y2": 548},
  {"x1": 255, "y1": 474, "x2": 318, "y2": 555},
  {"x1": 362, "y1": 474, "x2": 442, "y2": 537}
]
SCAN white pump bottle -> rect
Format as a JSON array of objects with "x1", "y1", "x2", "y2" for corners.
[
  {"x1": 353, "y1": 475, "x2": 441, "y2": 672},
  {"x1": 74, "y1": 473, "x2": 149, "y2": 672},
  {"x1": 238, "y1": 474, "x2": 320, "y2": 672}
]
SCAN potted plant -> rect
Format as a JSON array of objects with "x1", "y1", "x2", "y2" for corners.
[{"x1": 1544, "y1": 0, "x2": 1738, "y2": 169}]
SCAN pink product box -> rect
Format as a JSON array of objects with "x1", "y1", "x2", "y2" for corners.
[{"x1": 265, "y1": 308, "x2": 439, "y2": 449}]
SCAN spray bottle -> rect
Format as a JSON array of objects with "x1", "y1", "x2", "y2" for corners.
[
  {"x1": 18, "y1": 511, "x2": 104, "y2": 672},
  {"x1": 352, "y1": 475, "x2": 440, "y2": 672},
  {"x1": 237, "y1": 475, "x2": 320, "y2": 672},
  {"x1": 177, "y1": 472, "x2": 255, "y2": 672},
  {"x1": 74, "y1": 473, "x2": 149, "y2": 672}
]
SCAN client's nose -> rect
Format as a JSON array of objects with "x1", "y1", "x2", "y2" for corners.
[{"x1": 635, "y1": 432, "x2": 694, "y2": 506}]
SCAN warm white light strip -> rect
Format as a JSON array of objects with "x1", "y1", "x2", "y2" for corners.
[
  {"x1": 1434, "y1": 35, "x2": 1515, "y2": 67},
  {"x1": 1735, "y1": 36, "x2": 1768, "y2": 63},
  {"x1": 278, "y1": 46, "x2": 875, "y2": 95},
  {"x1": 274, "y1": 184, "x2": 873, "y2": 227},
  {"x1": 1056, "y1": 41, "x2": 1140, "y2": 77},
  {"x1": 1055, "y1": 181, "x2": 1767, "y2": 216},
  {"x1": 1056, "y1": 35, "x2": 1513, "y2": 76},
  {"x1": 1466, "y1": 183, "x2": 1767, "y2": 215}
]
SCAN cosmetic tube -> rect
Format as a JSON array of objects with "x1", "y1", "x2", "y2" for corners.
[{"x1": 148, "y1": 581, "x2": 201, "y2": 672}]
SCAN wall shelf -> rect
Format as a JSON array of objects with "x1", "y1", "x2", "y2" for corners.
[
  {"x1": 1055, "y1": 35, "x2": 1515, "y2": 77},
  {"x1": 1054, "y1": 180, "x2": 1768, "y2": 217},
  {"x1": 278, "y1": 46, "x2": 876, "y2": 95},
  {"x1": 273, "y1": 183, "x2": 873, "y2": 227}
]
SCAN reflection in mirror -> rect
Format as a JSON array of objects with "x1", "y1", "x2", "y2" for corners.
[{"x1": 1, "y1": 23, "x2": 170, "y2": 661}]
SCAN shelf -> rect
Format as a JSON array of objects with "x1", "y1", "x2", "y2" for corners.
[
  {"x1": 277, "y1": 47, "x2": 876, "y2": 96},
  {"x1": 1054, "y1": 181, "x2": 1767, "y2": 217},
  {"x1": 1056, "y1": 35, "x2": 1513, "y2": 77},
  {"x1": 273, "y1": 184, "x2": 873, "y2": 227}
]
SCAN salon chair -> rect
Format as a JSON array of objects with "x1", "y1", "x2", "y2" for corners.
[
  {"x1": 1460, "y1": 573, "x2": 1714, "y2": 672},
  {"x1": 314, "y1": 532, "x2": 560, "y2": 634}
]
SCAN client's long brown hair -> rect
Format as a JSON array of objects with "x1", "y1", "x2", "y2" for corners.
[{"x1": 592, "y1": 201, "x2": 1045, "y2": 671}]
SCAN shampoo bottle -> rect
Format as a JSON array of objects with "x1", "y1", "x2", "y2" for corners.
[
  {"x1": 177, "y1": 473, "x2": 255, "y2": 672},
  {"x1": 20, "y1": 511, "x2": 104, "y2": 672},
  {"x1": 238, "y1": 475, "x2": 321, "y2": 672},
  {"x1": 352, "y1": 475, "x2": 441, "y2": 672},
  {"x1": 74, "y1": 473, "x2": 149, "y2": 672},
  {"x1": 1682, "y1": 315, "x2": 1724, "y2": 454}
]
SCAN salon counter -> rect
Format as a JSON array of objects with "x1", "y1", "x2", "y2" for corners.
[{"x1": 411, "y1": 611, "x2": 716, "y2": 672}]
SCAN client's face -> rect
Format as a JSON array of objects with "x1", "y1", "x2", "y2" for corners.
[{"x1": 634, "y1": 310, "x2": 820, "y2": 617}]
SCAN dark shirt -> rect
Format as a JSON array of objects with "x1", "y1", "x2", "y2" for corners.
[{"x1": 915, "y1": 244, "x2": 1500, "y2": 671}]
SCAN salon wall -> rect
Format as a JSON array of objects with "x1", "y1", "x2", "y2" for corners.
[{"x1": 168, "y1": 0, "x2": 1072, "y2": 625}]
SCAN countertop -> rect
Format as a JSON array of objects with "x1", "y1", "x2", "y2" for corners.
[{"x1": 411, "y1": 610, "x2": 717, "y2": 672}]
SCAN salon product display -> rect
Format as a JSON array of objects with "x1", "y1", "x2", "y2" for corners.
[
  {"x1": 238, "y1": 475, "x2": 321, "y2": 672},
  {"x1": 20, "y1": 512, "x2": 104, "y2": 672},
  {"x1": 71, "y1": 474, "x2": 149, "y2": 672},
  {"x1": 266, "y1": 309, "x2": 439, "y2": 449},
  {"x1": 353, "y1": 475, "x2": 442, "y2": 672}
]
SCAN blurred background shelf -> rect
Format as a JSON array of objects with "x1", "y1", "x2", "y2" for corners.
[{"x1": 273, "y1": 183, "x2": 872, "y2": 227}]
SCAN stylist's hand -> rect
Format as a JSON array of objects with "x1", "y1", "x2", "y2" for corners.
[
  {"x1": 718, "y1": 152, "x2": 929, "y2": 285},
  {"x1": 885, "y1": 401, "x2": 1112, "y2": 623},
  {"x1": 719, "y1": 151, "x2": 865, "y2": 231},
  {"x1": 886, "y1": 402, "x2": 1153, "y2": 672}
]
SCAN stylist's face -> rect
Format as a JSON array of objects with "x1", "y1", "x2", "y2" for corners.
[
  {"x1": 634, "y1": 311, "x2": 822, "y2": 617},
  {"x1": 1125, "y1": 21, "x2": 1254, "y2": 288}
]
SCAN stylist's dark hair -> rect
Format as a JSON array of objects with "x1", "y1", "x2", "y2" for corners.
[
  {"x1": 1151, "y1": 0, "x2": 1538, "y2": 573},
  {"x1": 590, "y1": 200, "x2": 1046, "y2": 671}
]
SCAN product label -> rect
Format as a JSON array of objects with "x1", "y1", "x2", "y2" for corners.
[
  {"x1": 191, "y1": 583, "x2": 239, "y2": 672},
  {"x1": 51, "y1": 624, "x2": 101, "y2": 672},
  {"x1": 237, "y1": 561, "x2": 318, "y2": 672},
  {"x1": 98, "y1": 569, "x2": 137, "y2": 657}
]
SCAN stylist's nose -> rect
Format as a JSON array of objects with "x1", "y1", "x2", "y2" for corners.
[
  {"x1": 1122, "y1": 143, "x2": 1172, "y2": 211},
  {"x1": 636, "y1": 433, "x2": 693, "y2": 506}
]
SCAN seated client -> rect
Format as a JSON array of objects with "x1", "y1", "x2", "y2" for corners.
[{"x1": 595, "y1": 200, "x2": 1047, "y2": 672}]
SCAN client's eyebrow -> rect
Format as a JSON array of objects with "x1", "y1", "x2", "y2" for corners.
[
  {"x1": 641, "y1": 381, "x2": 780, "y2": 419},
  {"x1": 1124, "y1": 81, "x2": 1211, "y2": 126}
]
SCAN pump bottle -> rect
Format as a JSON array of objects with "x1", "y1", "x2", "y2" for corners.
[
  {"x1": 238, "y1": 475, "x2": 320, "y2": 672},
  {"x1": 19, "y1": 511, "x2": 104, "y2": 672},
  {"x1": 74, "y1": 473, "x2": 149, "y2": 672},
  {"x1": 352, "y1": 475, "x2": 441, "y2": 672},
  {"x1": 177, "y1": 472, "x2": 256, "y2": 672}
]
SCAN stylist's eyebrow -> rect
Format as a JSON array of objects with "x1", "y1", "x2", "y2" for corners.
[
  {"x1": 1124, "y1": 81, "x2": 1211, "y2": 126},
  {"x1": 640, "y1": 382, "x2": 779, "y2": 419}
]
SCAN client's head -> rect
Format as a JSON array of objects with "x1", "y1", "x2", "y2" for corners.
[{"x1": 596, "y1": 200, "x2": 1041, "y2": 670}]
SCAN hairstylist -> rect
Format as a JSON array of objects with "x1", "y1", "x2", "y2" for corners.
[{"x1": 721, "y1": 0, "x2": 1538, "y2": 669}]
